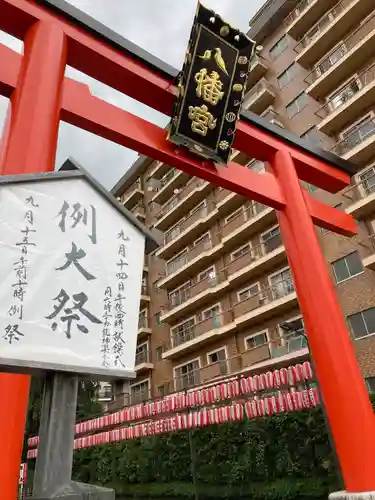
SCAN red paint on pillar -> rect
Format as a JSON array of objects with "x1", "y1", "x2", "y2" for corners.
[
  {"x1": 0, "y1": 20, "x2": 67, "y2": 500},
  {"x1": 0, "y1": 102, "x2": 12, "y2": 171},
  {"x1": 0, "y1": 20, "x2": 67, "y2": 175},
  {"x1": 271, "y1": 148, "x2": 375, "y2": 493}
]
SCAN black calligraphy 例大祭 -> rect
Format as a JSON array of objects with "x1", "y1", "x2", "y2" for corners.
[
  {"x1": 55, "y1": 242, "x2": 96, "y2": 281},
  {"x1": 46, "y1": 289, "x2": 101, "y2": 339},
  {"x1": 57, "y1": 201, "x2": 97, "y2": 244}
]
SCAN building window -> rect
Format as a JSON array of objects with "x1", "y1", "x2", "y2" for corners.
[
  {"x1": 155, "y1": 312, "x2": 162, "y2": 325},
  {"x1": 348, "y1": 307, "x2": 375, "y2": 340},
  {"x1": 245, "y1": 331, "x2": 268, "y2": 350},
  {"x1": 359, "y1": 167, "x2": 375, "y2": 197},
  {"x1": 286, "y1": 92, "x2": 308, "y2": 118},
  {"x1": 207, "y1": 348, "x2": 228, "y2": 375},
  {"x1": 131, "y1": 380, "x2": 149, "y2": 403},
  {"x1": 169, "y1": 281, "x2": 191, "y2": 307},
  {"x1": 332, "y1": 251, "x2": 363, "y2": 283},
  {"x1": 277, "y1": 63, "x2": 298, "y2": 89},
  {"x1": 172, "y1": 318, "x2": 195, "y2": 346},
  {"x1": 237, "y1": 282, "x2": 260, "y2": 302},
  {"x1": 198, "y1": 266, "x2": 216, "y2": 282},
  {"x1": 155, "y1": 345, "x2": 165, "y2": 361},
  {"x1": 269, "y1": 267, "x2": 294, "y2": 299},
  {"x1": 202, "y1": 304, "x2": 221, "y2": 321},
  {"x1": 231, "y1": 243, "x2": 251, "y2": 261},
  {"x1": 157, "y1": 383, "x2": 170, "y2": 397},
  {"x1": 261, "y1": 226, "x2": 281, "y2": 253},
  {"x1": 225, "y1": 206, "x2": 243, "y2": 224},
  {"x1": 175, "y1": 360, "x2": 200, "y2": 390},
  {"x1": 366, "y1": 377, "x2": 375, "y2": 393},
  {"x1": 269, "y1": 35, "x2": 288, "y2": 61}
]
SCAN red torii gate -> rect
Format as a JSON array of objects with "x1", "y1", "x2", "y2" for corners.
[{"x1": 0, "y1": 0, "x2": 374, "y2": 498}]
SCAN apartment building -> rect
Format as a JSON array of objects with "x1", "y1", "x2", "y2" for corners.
[{"x1": 109, "y1": 0, "x2": 375, "y2": 410}]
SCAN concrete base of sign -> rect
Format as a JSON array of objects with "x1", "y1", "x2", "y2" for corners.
[
  {"x1": 330, "y1": 491, "x2": 375, "y2": 500},
  {"x1": 29, "y1": 480, "x2": 115, "y2": 499}
]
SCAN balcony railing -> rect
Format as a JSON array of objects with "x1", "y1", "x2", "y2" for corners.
[
  {"x1": 330, "y1": 116, "x2": 375, "y2": 156},
  {"x1": 294, "y1": 1, "x2": 345, "y2": 53},
  {"x1": 285, "y1": 0, "x2": 313, "y2": 27},
  {"x1": 141, "y1": 284, "x2": 149, "y2": 296},
  {"x1": 169, "y1": 278, "x2": 295, "y2": 350},
  {"x1": 164, "y1": 204, "x2": 213, "y2": 245},
  {"x1": 155, "y1": 177, "x2": 206, "y2": 220},
  {"x1": 164, "y1": 232, "x2": 283, "y2": 313},
  {"x1": 160, "y1": 168, "x2": 176, "y2": 187},
  {"x1": 304, "y1": 11, "x2": 375, "y2": 86},
  {"x1": 316, "y1": 63, "x2": 375, "y2": 119},
  {"x1": 135, "y1": 350, "x2": 151, "y2": 365},
  {"x1": 243, "y1": 79, "x2": 275, "y2": 109},
  {"x1": 342, "y1": 169, "x2": 375, "y2": 204},
  {"x1": 166, "y1": 238, "x2": 212, "y2": 276},
  {"x1": 119, "y1": 179, "x2": 142, "y2": 203}
]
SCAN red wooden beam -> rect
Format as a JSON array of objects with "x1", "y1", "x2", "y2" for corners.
[
  {"x1": 0, "y1": 0, "x2": 351, "y2": 194},
  {"x1": 0, "y1": 41, "x2": 356, "y2": 236}
]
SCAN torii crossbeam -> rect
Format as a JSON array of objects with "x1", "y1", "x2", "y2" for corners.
[{"x1": 0, "y1": 0, "x2": 374, "y2": 498}]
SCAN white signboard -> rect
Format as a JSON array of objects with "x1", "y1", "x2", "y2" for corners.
[{"x1": 0, "y1": 175, "x2": 146, "y2": 378}]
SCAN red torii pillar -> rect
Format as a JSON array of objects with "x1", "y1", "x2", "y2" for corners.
[{"x1": 0, "y1": 1, "x2": 374, "y2": 498}]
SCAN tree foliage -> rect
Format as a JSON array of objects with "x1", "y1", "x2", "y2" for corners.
[{"x1": 71, "y1": 407, "x2": 342, "y2": 499}]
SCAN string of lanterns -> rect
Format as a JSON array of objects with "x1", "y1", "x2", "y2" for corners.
[
  {"x1": 27, "y1": 386, "x2": 319, "y2": 459},
  {"x1": 28, "y1": 361, "x2": 314, "y2": 452}
]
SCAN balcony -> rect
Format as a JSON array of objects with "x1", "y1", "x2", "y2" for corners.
[
  {"x1": 220, "y1": 204, "x2": 276, "y2": 254},
  {"x1": 344, "y1": 169, "x2": 375, "y2": 219},
  {"x1": 158, "y1": 204, "x2": 276, "y2": 290},
  {"x1": 216, "y1": 189, "x2": 246, "y2": 216},
  {"x1": 247, "y1": 55, "x2": 268, "y2": 87},
  {"x1": 154, "y1": 178, "x2": 213, "y2": 231},
  {"x1": 135, "y1": 350, "x2": 154, "y2": 374},
  {"x1": 295, "y1": 0, "x2": 373, "y2": 69},
  {"x1": 156, "y1": 203, "x2": 220, "y2": 261},
  {"x1": 331, "y1": 114, "x2": 375, "y2": 164},
  {"x1": 148, "y1": 161, "x2": 171, "y2": 180},
  {"x1": 140, "y1": 284, "x2": 150, "y2": 308},
  {"x1": 243, "y1": 78, "x2": 275, "y2": 115},
  {"x1": 305, "y1": 13, "x2": 375, "y2": 99},
  {"x1": 163, "y1": 279, "x2": 298, "y2": 360},
  {"x1": 159, "y1": 237, "x2": 223, "y2": 290},
  {"x1": 151, "y1": 169, "x2": 190, "y2": 206},
  {"x1": 161, "y1": 233, "x2": 286, "y2": 324},
  {"x1": 132, "y1": 203, "x2": 146, "y2": 221},
  {"x1": 317, "y1": 65, "x2": 375, "y2": 135},
  {"x1": 119, "y1": 179, "x2": 144, "y2": 210},
  {"x1": 285, "y1": 0, "x2": 337, "y2": 40},
  {"x1": 138, "y1": 315, "x2": 152, "y2": 339}
]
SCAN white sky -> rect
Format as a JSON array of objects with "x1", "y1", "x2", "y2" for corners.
[{"x1": 0, "y1": 0, "x2": 267, "y2": 188}]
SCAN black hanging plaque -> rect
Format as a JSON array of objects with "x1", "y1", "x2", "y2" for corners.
[{"x1": 167, "y1": 2, "x2": 257, "y2": 165}]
